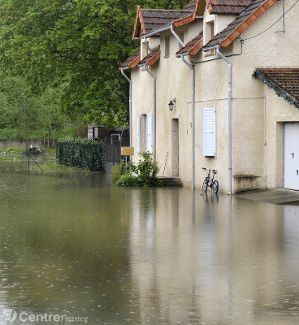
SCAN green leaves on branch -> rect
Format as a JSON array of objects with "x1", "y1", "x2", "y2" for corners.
[{"x1": 0, "y1": 0, "x2": 191, "y2": 128}]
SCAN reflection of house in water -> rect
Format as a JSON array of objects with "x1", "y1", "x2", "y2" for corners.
[{"x1": 128, "y1": 189, "x2": 299, "y2": 324}]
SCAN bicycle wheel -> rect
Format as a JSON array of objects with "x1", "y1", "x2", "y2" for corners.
[
  {"x1": 202, "y1": 179, "x2": 208, "y2": 193},
  {"x1": 212, "y1": 180, "x2": 219, "y2": 194}
]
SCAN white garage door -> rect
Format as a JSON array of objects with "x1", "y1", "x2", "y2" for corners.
[{"x1": 284, "y1": 123, "x2": 299, "y2": 190}]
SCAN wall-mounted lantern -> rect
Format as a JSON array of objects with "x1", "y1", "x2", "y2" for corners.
[{"x1": 168, "y1": 99, "x2": 176, "y2": 111}]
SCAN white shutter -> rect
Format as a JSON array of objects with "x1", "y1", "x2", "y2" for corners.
[
  {"x1": 136, "y1": 114, "x2": 141, "y2": 154},
  {"x1": 146, "y1": 113, "x2": 153, "y2": 154},
  {"x1": 202, "y1": 107, "x2": 216, "y2": 157}
]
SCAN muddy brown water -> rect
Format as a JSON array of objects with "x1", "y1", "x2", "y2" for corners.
[{"x1": 0, "y1": 166, "x2": 299, "y2": 324}]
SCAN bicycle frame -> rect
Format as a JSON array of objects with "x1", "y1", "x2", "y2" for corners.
[{"x1": 202, "y1": 168, "x2": 219, "y2": 193}]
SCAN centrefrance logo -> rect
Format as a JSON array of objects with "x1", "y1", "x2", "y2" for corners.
[{"x1": 1, "y1": 309, "x2": 89, "y2": 323}]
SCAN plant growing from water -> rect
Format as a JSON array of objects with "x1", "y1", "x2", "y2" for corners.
[{"x1": 112, "y1": 153, "x2": 162, "y2": 187}]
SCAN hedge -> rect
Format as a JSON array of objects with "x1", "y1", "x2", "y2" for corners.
[{"x1": 56, "y1": 138, "x2": 105, "y2": 171}]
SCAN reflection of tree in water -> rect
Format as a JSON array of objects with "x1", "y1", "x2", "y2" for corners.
[{"x1": 0, "y1": 174, "x2": 133, "y2": 323}]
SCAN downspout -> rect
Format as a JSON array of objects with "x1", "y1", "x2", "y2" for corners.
[
  {"x1": 120, "y1": 68, "x2": 132, "y2": 147},
  {"x1": 142, "y1": 23, "x2": 185, "y2": 47},
  {"x1": 142, "y1": 23, "x2": 190, "y2": 172},
  {"x1": 216, "y1": 46, "x2": 233, "y2": 195},
  {"x1": 181, "y1": 55, "x2": 196, "y2": 190},
  {"x1": 144, "y1": 66, "x2": 157, "y2": 160},
  {"x1": 170, "y1": 25, "x2": 184, "y2": 47}
]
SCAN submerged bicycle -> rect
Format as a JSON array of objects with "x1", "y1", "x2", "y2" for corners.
[{"x1": 202, "y1": 168, "x2": 219, "y2": 194}]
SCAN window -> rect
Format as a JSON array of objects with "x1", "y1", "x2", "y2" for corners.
[
  {"x1": 136, "y1": 114, "x2": 141, "y2": 154},
  {"x1": 205, "y1": 21, "x2": 216, "y2": 56},
  {"x1": 202, "y1": 108, "x2": 216, "y2": 157},
  {"x1": 92, "y1": 127, "x2": 98, "y2": 140},
  {"x1": 136, "y1": 113, "x2": 153, "y2": 154},
  {"x1": 164, "y1": 35, "x2": 170, "y2": 58},
  {"x1": 146, "y1": 113, "x2": 153, "y2": 154},
  {"x1": 141, "y1": 114, "x2": 147, "y2": 152}
]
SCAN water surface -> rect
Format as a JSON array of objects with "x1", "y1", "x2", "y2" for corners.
[{"x1": 0, "y1": 168, "x2": 299, "y2": 324}]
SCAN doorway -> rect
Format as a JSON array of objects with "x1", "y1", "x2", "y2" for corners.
[{"x1": 284, "y1": 123, "x2": 299, "y2": 190}]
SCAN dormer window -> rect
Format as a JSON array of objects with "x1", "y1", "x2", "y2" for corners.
[{"x1": 205, "y1": 20, "x2": 216, "y2": 56}]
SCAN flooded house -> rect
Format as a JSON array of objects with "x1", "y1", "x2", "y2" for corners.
[{"x1": 120, "y1": 0, "x2": 299, "y2": 194}]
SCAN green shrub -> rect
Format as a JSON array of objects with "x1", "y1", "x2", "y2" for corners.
[
  {"x1": 115, "y1": 173, "x2": 139, "y2": 187},
  {"x1": 56, "y1": 138, "x2": 105, "y2": 171},
  {"x1": 111, "y1": 164, "x2": 122, "y2": 185},
  {"x1": 137, "y1": 152, "x2": 159, "y2": 186},
  {"x1": 113, "y1": 152, "x2": 161, "y2": 187}
]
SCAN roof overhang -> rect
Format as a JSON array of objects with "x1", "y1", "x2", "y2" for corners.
[
  {"x1": 119, "y1": 52, "x2": 141, "y2": 70},
  {"x1": 253, "y1": 68, "x2": 299, "y2": 109},
  {"x1": 203, "y1": 0, "x2": 278, "y2": 50},
  {"x1": 132, "y1": 0, "x2": 204, "y2": 40},
  {"x1": 138, "y1": 47, "x2": 161, "y2": 68},
  {"x1": 176, "y1": 33, "x2": 203, "y2": 58}
]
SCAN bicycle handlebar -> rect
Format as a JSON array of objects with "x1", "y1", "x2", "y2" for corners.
[{"x1": 202, "y1": 167, "x2": 218, "y2": 174}]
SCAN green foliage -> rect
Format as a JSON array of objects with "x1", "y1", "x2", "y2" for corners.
[
  {"x1": 0, "y1": 0, "x2": 191, "y2": 128},
  {"x1": 111, "y1": 160, "x2": 136, "y2": 184},
  {"x1": 113, "y1": 152, "x2": 161, "y2": 187},
  {"x1": 0, "y1": 73, "x2": 68, "y2": 141},
  {"x1": 115, "y1": 173, "x2": 139, "y2": 187},
  {"x1": 41, "y1": 161, "x2": 91, "y2": 176},
  {"x1": 56, "y1": 138, "x2": 105, "y2": 171},
  {"x1": 136, "y1": 152, "x2": 159, "y2": 186},
  {"x1": 111, "y1": 164, "x2": 122, "y2": 185}
]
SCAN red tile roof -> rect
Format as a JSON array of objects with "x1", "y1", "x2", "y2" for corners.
[
  {"x1": 254, "y1": 68, "x2": 299, "y2": 108},
  {"x1": 119, "y1": 52, "x2": 140, "y2": 70},
  {"x1": 176, "y1": 32, "x2": 203, "y2": 57},
  {"x1": 133, "y1": 8, "x2": 193, "y2": 38},
  {"x1": 207, "y1": 0, "x2": 251, "y2": 14},
  {"x1": 138, "y1": 47, "x2": 161, "y2": 67},
  {"x1": 204, "y1": 0, "x2": 278, "y2": 50},
  {"x1": 132, "y1": 1, "x2": 202, "y2": 39}
]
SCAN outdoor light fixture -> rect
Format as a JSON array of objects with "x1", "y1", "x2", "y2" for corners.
[{"x1": 168, "y1": 99, "x2": 176, "y2": 111}]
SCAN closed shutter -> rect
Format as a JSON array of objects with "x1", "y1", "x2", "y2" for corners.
[
  {"x1": 136, "y1": 114, "x2": 141, "y2": 154},
  {"x1": 146, "y1": 113, "x2": 153, "y2": 154},
  {"x1": 202, "y1": 108, "x2": 216, "y2": 157}
]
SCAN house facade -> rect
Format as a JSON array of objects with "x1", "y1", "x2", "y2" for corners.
[{"x1": 120, "y1": 0, "x2": 299, "y2": 194}]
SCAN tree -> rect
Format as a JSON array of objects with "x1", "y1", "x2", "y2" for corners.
[
  {"x1": 0, "y1": 0, "x2": 191, "y2": 129},
  {"x1": 0, "y1": 73, "x2": 67, "y2": 142}
]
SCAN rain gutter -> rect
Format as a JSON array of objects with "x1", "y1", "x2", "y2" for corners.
[
  {"x1": 143, "y1": 66, "x2": 157, "y2": 160},
  {"x1": 143, "y1": 22, "x2": 197, "y2": 188},
  {"x1": 180, "y1": 55, "x2": 196, "y2": 190},
  {"x1": 120, "y1": 68, "x2": 132, "y2": 147},
  {"x1": 215, "y1": 46, "x2": 233, "y2": 195}
]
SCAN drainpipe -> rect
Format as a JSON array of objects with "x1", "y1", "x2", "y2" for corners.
[
  {"x1": 181, "y1": 55, "x2": 196, "y2": 190},
  {"x1": 144, "y1": 66, "x2": 157, "y2": 160},
  {"x1": 142, "y1": 23, "x2": 185, "y2": 47},
  {"x1": 216, "y1": 46, "x2": 233, "y2": 195},
  {"x1": 170, "y1": 25, "x2": 184, "y2": 47},
  {"x1": 120, "y1": 68, "x2": 132, "y2": 147}
]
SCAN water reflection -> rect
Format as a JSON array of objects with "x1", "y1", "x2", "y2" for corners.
[
  {"x1": 0, "y1": 171, "x2": 298, "y2": 324},
  {"x1": 130, "y1": 189, "x2": 299, "y2": 325}
]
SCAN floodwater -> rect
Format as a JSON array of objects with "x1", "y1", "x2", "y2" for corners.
[{"x1": 0, "y1": 166, "x2": 299, "y2": 324}]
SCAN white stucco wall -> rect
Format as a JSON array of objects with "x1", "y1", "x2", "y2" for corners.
[{"x1": 130, "y1": 0, "x2": 299, "y2": 193}]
